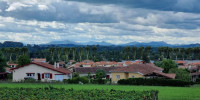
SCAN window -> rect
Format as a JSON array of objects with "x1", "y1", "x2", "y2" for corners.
[
  {"x1": 26, "y1": 73, "x2": 35, "y2": 77},
  {"x1": 45, "y1": 73, "x2": 50, "y2": 78},
  {"x1": 116, "y1": 75, "x2": 120, "y2": 79}
]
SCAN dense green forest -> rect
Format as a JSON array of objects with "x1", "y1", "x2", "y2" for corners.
[{"x1": 1, "y1": 43, "x2": 200, "y2": 63}]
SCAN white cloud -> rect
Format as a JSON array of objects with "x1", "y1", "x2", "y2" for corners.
[
  {"x1": 5, "y1": 2, "x2": 30, "y2": 11},
  {"x1": 0, "y1": 0, "x2": 200, "y2": 44},
  {"x1": 38, "y1": 5, "x2": 48, "y2": 10}
]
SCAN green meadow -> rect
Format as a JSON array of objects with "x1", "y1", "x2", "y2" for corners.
[{"x1": 0, "y1": 83, "x2": 199, "y2": 100}]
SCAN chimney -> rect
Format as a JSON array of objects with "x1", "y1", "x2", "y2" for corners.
[
  {"x1": 54, "y1": 62, "x2": 57, "y2": 68},
  {"x1": 57, "y1": 63, "x2": 59, "y2": 68}
]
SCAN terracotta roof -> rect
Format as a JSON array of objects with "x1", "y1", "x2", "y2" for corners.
[
  {"x1": 190, "y1": 72, "x2": 200, "y2": 76},
  {"x1": 11, "y1": 62, "x2": 71, "y2": 74},
  {"x1": 74, "y1": 67, "x2": 122, "y2": 74},
  {"x1": 189, "y1": 62, "x2": 200, "y2": 66},
  {"x1": 58, "y1": 61, "x2": 65, "y2": 65},
  {"x1": 151, "y1": 71, "x2": 176, "y2": 79},
  {"x1": 32, "y1": 58, "x2": 46, "y2": 62},
  {"x1": 6, "y1": 67, "x2": 12, "y2": 73},
  {"x1": 110, "y1": 64, "x2": 163, "y2": 75},
  {"x1": 176, "y1": 61, "x2": 185, "y2": 64}
]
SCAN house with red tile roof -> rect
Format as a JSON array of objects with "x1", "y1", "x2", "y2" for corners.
[
  {"x1": 11, "y1": 62, "x2": 72, "y2": 82},
  {"x1": 110, "y1": 64, "x2": 176, "y2": 83},
  {"x1": 74, "y1": 67, "x2": 122, "y2": 79},
  {"x1": 31, "y1": 58, "x2": 46, "y2": 63}
]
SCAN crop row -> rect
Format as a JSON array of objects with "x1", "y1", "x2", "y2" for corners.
[{"x1": 0, "y1": 86, "x2": 158, "y2": 100}]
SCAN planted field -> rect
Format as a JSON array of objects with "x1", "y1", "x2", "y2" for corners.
[
  {"x1": 0, "y1": 87, "x2": 158, "y2": 100},
  {"x1": 0, "y1": 83, "x2": 200, "y2": 100}
]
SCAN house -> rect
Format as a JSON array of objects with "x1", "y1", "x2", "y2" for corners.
[
  {"x1": 11, "y1": 62, "x2": 72, "y2": 82},
  {"x1": 7, "y1": 63, "x2": 18, "y2": 68},
  {"x1": 110, "y1": 64, "x2": 176, "y2": 83},
  {"x1": 32, "y1": 58, "x2": 46, "y2": 63},
  {"x1": 74, "y1": 67, "x2": 122, "y2": 79},
  {"x1": 190, "y1": 72, "x2": 200, "y2": 82}
]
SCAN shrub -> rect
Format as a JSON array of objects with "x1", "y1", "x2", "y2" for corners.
[
  {"x1": 196, "y1": 78, "x2": 200, "y2": 84},
  {"x1": 118, "y1": 78, "x2": 194, "y2": 87},
  {"x1": 90, "y1": 79, "x2": 108, "y2": 84},
  {"x1": 65, "y1": 77, "x2": 89, "y2": 84}
]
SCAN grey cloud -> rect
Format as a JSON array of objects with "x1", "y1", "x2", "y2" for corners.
[
  {"x1": 0, "y1": 1, "x2": 118, "y2": 23},
  {"x1": 66, "y1": 0, "x2": 200, "y2": 13}
]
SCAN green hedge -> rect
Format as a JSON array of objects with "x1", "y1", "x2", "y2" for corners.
[
  {"x1": 118, "y1": 78, "x2": 194, "y2": 87},
  {"x1": 0, "y1": 87, "x2": 158, "y2": 100},
  {"x1": 64, "y1": 77, "x2": 89, "y2": 84},
  {"x1": 196, "y1": 78, "x2": 200, "y2": 84}
]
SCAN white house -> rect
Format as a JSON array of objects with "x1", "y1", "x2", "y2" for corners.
[{"x1": 11, "y1": 62, "x2": 72, "y2": 82}]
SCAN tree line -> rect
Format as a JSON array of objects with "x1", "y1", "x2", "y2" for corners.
[{"x1": 1, "y1": 46, "x2": 200, "y2": 64}]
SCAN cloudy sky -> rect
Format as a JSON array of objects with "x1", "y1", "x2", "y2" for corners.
[{"x1": 0, "y1": 0, "x2": 200, "y2": 44}]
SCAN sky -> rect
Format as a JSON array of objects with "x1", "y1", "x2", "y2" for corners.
[{"x1": 0, "y1": 0, "x2": 200, "y2": 44}]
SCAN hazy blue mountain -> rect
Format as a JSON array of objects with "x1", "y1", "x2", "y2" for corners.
[
  {"x1": 47, "y1": 40, "x2": 79, "y2": 45},
  {"x1": 121, "y1": 41, "x2": 172, "y2": 47},
  {"x1": 81, "y1": 41, "x2": 114, "y2": 46},
  {"x1": 40, "y1": 40, "x2": 200, "y2": 47}
]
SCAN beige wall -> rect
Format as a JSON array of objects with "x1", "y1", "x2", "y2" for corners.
[
  {"x1": 111, "y1": 72, "x2": 144, "y2": 83},
  {"x1": 13, "y1": 64, "x2": 70, "y2": 82}
]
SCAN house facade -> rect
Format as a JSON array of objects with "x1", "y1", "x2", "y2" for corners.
[
  {"x1": 11, "y1": 62, "x2": 72, "y2": 82},
  {"x1": 110, "y1": 64, "x2": 176, "y2": 83},
  {"x1": 74, "y1": 67, "x2": 122, "y2": 79}
]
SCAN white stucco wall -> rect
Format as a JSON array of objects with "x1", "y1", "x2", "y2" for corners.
[{"x1": 12, "y1": 64, "x2": 70, "y2": 82}]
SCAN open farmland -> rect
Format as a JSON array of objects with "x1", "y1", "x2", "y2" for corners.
[{"x1": 0, "y1": 83, "x2": 200, "y2": 100}]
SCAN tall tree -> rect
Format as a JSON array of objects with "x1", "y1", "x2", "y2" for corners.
[
  {"x1": 78, "y1": 47, "x2": 83, "y2": 62},
  {"x1": 17, "y1": 55, "x2": 31, "y2": 67},
  {"x1": 138, "y1": 46, "x2": 144, "y2": 60},
  {"x1": 85, "y1": 46, "x2": 90, "y2": 60},
  {"x1": 14, "y1": 47, "x2": 20, "y2": 61},
  {"x1": 185, "y1": 48, "x2": 193, "y2": 60},
  {"x1": 144, "y1": 46, "x2": 152, "y2": 59},
  {"x1": 72, "y1": 47, "x2": 77, "y2": 61},
  {"x1": 158, "y1": 47, "x2": 164, "y2": 60},
  {"x1": 161, "y1": 59, "x2": 177, "y2": 73},
  {"x1": 0, "y1": 52, "x2": 7, "y2": 72},
  {"x1": 49, "y1": 47, "x2": 55, "y2": 61},
  {"x1": 92, "y1": 46, "x2": 97, "y2": 61},
  {"x1": 131, "y1": 46, "x2": 137, "y2": 60},
  {"x1": 173, "y1": 48, "x2": 179, "y2": 60},
  {"x1": 63, "y1": 47, "x2": 70, "y2": 62},
  {"x1": 193, "y1": 47, "x2": 200, "y2": 60},
  {"x1": 124, "y1": 46, "x2": 131, "y2": 60},
  {"x1": 8, "y1": 47, "x2": 14, "y2": 62},
  {"x1": 21, "y1": 47, "x2": 28, "y2": 55},
  {"x1": 180, "y1": 48, "x2": 185, "y2": 60},
  {"x1": 56, "y1": 47, "x2": 62, "y2": 61}
]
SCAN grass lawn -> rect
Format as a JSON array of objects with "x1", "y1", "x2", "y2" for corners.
[{"x1": 0, "y1": 83, "x2": 199, "y2": 100}]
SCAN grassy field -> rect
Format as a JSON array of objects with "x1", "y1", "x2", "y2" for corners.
[{"x1": 0, "y1": 83, "x2": 199, "y2": 100}]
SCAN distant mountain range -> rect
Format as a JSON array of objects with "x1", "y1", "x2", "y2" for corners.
[
  {"x1": 42, "y1": 40, "x2": 200, "y2": 47},
  {"x1": 1, "y1": 40, "x2": 199, "y2": 48}
]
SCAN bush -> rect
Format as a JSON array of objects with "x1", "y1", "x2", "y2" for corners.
[
  {"x1": 65, "y1": 77, "x2": 89, "y2": 84},
  {"x1": 196, "y1": 78, "x2": 200, "y2": 84},
  {"x1": 90, "y1": 79, "x2": 108, "y2": 84},
  {"x1": 0, "y1": 87, "x2": 158, "y2": 100},
  {"x1": 118, "y1": 78, "x2": 194, "y2": 87}
]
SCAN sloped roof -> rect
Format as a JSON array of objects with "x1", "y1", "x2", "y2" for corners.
[
  {"x1": 190, "y1": 72, "x2": 200, "y2": 76},
  {"x1": 11, "y1": 62, "x2": 71, "y2": 74},
  {"x1": 110, "y1": 64, "x2": 163, "y2": 75},
  {"x1": 150, "y1": 71, "x2": 176, "y2": 79},
  {"x1": 74, "y1": 67, "x2": 122, "y2": 74}
]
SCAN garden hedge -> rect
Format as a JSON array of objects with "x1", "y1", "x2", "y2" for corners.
[{"x1": 118, "y1": 78, "x2": 194, "y2": 87}]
